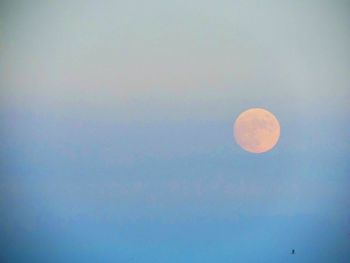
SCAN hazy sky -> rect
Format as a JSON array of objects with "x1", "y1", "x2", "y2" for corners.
[{"x1": 1, "y1": 1, "x2": 350, "y2": 262}]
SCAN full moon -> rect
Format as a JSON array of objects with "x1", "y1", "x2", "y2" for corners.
[{"x1": 233, "y1": 108, "x2": 280, "y2": 153}]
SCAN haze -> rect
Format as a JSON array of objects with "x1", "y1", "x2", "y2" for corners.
[{"x1": 0, "y1": 1, "x2": 349, "y2": 262}]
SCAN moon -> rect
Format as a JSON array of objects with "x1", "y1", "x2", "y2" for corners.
[{"x1": 233, "y1": 108, "x2": 280, "y2": 153}]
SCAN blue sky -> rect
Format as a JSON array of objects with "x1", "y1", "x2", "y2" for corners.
[{"x1": 1, "y1": 0, "x2": 350, "y2": 262}]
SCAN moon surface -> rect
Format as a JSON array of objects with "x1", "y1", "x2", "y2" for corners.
[{"x1": 234, "y1": 108, "x2": 280, "y2": 153}]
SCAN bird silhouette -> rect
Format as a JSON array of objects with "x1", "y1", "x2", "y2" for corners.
[{"x1": 291, "y1": 249, "x2": 295, "y2": 255}]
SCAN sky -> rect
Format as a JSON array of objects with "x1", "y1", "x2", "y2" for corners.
[{"x1": 0, "y1": 0, "x2": 350, "y2": 262}]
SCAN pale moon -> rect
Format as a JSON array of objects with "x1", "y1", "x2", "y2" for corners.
[{"x1": 233, "y1": 108, "x2": 280, "y2": 153}]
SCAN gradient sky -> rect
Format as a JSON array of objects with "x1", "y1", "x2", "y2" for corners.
[{"x1": 1, "y1": 1, "x2": 350, "y2": 262}]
